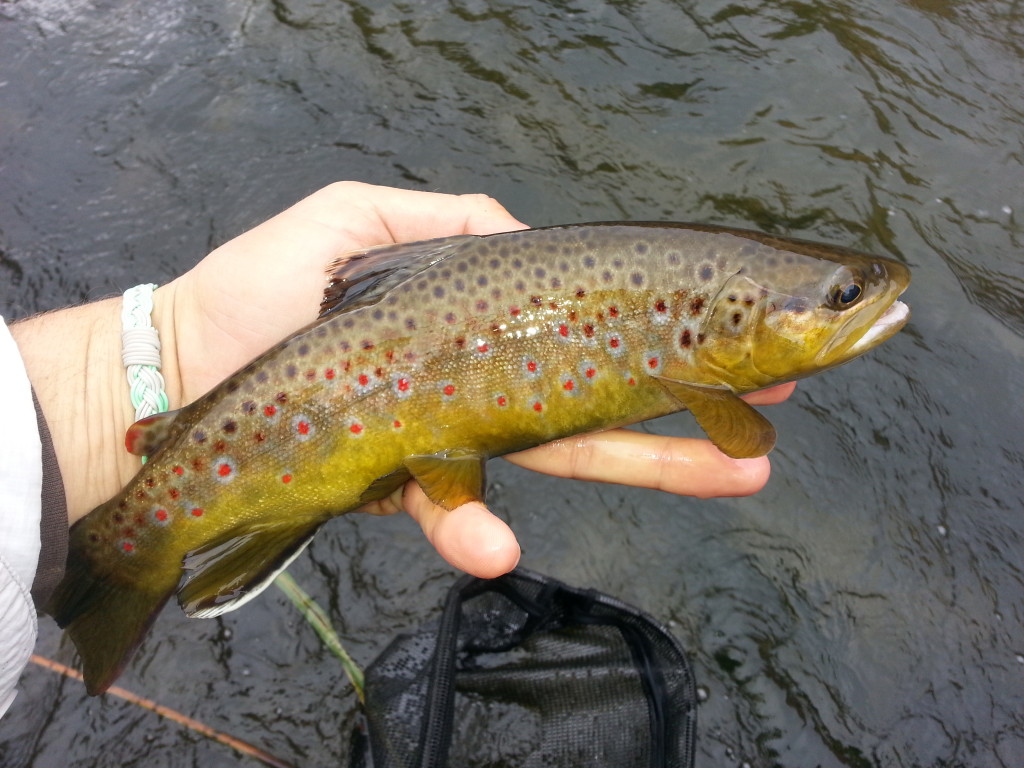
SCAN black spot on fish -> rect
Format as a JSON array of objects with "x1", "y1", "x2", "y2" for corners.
[
  {"x1": 298, "y1": 343, "x2": 310, "y2": 355},
  {"x1": 635, "y1": 242, "x2": 648, "y2": 255},
  {"x1": 455, "y1": 337, "x2": 466, "y2": 349},
  {"x1": 194, "y1": 430, "x2": 207, "y2": 444},
  {"x1": 583, "y1": 256, "x2": 596, "y2": 268},
  {"x1": 454, "y1": 279, "x2": 465, "y2": 292},
  {"x1": 242, "y1": 401, "x2": 257, "y2": 415},
  {"x1": 372, "y1": 309, "x2": 384, "y2": 320},
  {"x1": 576, "y1": 287, "x2": 586, "y2": 298},
  {"x1": 535, "y1": 267, "x2": 546, "y2": 278},
  {"x1": 700, "y1": 265, "x2": 714, "y2": 281},
  {"x1": 697, "y1": 333, "x2": 706, "y2": 344},
  {"x1": 667, "y1": 251, "x2": 681, "y2": 265},
  {"x1": 512, "y1": 258, "x2": 523, "y2": 269},
  {"x1": 361, "y1": 340, "x2": 375, "y2": 350},
  {"x1": 456, "y1": 261, "x2": 468, "y2": 273},
  {"x1": 406, "y1": 318, "x2": 417, "y2": 330},
  {"x1": 690, "y1": 297, "x2": 705, "y2": 315},
  {"x1": 223, "y1": 420, "x2": 238, "y2": 434},
  {"x1": 550, "y1": 277, "x2": 562, "y2": 289},
  {"x1": 276, "y1": 392, "x2": 288, "y2": 404},
  {"x1": 602, "y1": 270, "x2": 613, "y2": 283},
  {"x1": 434, "y1": 286, "x2": 446, "y2": 299},
  {"x1": 440, "y1": 269, "x2": 452, "y2": 279},
  {"x1": 490, "y1": 257, "x2": 501, "y2": 269},
  {"x1": 631, "y1": 272, "x2": 644, "y2": 287},
  {"x1": 286, "y1": 365, "x2": 298, "y2": 378},
  {"x1": 445, "y1": 312, "x2": 457, "y2": 324},
  {"x1": 256, "y1": 370, "x2": 269, "y2": 383},
  {"x1": 732, "y1": 312, "x2": 742, "y2": 325},
  {"x1": 477, "y1": 275, "x2": 488, "y2": 287},
  {"x1": 680, "y1": 329, "x2": 692, "y2": 348},
  {"x1": 531, "y1": 296, "x2": 543, "y2": 306}
]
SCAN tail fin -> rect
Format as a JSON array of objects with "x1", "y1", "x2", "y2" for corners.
[{"x1": 46, "y1": 537, "x2": 176, "y2": 696}]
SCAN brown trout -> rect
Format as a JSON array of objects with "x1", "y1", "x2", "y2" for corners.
[{"x1": 49, "y1": 223, "x2": 909, "y2": 694}]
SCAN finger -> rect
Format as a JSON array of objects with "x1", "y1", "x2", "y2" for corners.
[
  {"x1": 506, "y1": 430, "x2": 772, "y2": 499},
  {"x1": 301, "y1": 181, "x2": 529, "y2": 246},
  {"x1": 742, "y1": 381, "x2": 796, "y2": 405},
  {"x1": 399, "y1": 483, "x2": 521, "y2": 579}
]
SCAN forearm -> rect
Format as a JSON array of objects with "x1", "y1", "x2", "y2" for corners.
[{"x1": 10, "y1": 291, "x2": 183, "y2": 526}]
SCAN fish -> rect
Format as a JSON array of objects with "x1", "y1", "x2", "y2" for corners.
[{"x1": 47, "y1": 222, "x2": 910, "y2": 694}]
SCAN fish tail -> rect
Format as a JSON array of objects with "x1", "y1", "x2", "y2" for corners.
[{"x1": 46, "y1": 530, "x2": 176, "y2": 696}]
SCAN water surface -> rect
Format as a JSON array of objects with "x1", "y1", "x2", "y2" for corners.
[{"x1": 2, "y1": 1, "x2": 1022, "y2": 766}]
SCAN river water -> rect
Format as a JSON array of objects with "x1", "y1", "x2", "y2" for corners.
[{"x1": 2, "y1": 1, "x2": 1022, "y2": 766}]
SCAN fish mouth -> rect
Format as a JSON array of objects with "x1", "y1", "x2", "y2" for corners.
[
  {"x1": 815, "y1": 289, "x2": 910, "y2": 367},
  {"x1": 847, "y1": 297, "x2": 910, "y2": 355}
]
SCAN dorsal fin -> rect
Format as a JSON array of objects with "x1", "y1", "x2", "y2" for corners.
[{"x1": 320, "y1": 235, "x2": 476, "y2": 317}]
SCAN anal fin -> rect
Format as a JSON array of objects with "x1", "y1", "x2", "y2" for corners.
[
  {"x1": 654, "y1": 377, "x2": 777, "y2": 458},
  {"x1": 404, "y1": 450, "x2": 486, "y2": 510},
  {"x1": 178, "y1": 520, "x2": 323, "y2": 618}
]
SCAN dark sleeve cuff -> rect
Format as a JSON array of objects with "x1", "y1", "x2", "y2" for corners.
[{"x1": 30, "y1": 388, "x2": 68, "y2": 609}]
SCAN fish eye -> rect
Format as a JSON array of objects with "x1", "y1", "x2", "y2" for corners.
[{"x1": 828, "y1": 282, "x2": 863, "y2": 309}]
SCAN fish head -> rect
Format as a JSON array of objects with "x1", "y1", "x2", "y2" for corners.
[{"x1": 696, "y1": 238, "x2": 910, "y2": 390}]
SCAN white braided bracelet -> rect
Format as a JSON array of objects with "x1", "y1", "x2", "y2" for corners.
[{"x1": 121, "y1": 283, "x2": 169, "y2": 422}]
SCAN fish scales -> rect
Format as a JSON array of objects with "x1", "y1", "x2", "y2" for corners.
[{"x1": 48, "y1": 223, "x2": 911, "y2": 694}]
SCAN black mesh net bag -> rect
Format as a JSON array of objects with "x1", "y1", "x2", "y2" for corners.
[{"x1": 350, "y1": 568, "x2": 697, "y2": 768}]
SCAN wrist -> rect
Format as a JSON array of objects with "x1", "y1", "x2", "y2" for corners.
[{"x1": 11, "y1": 298, "x2": 136, "y2": 525}]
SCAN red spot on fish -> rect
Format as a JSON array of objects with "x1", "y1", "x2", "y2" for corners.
[
  {"x1": 648, "y1": 357, "x2": 659, "y2": 369},
  {"x1": 609, "y1": 306, "x2": 619, "y2": 318},
  {"x1": 680, "y1": 330, "x2": 692, "y2": 348},
  {"x1": 325, "y1": 368, "x2": 336, "y2": 380},
  {"x1": 397, "y1": 378, "x2": 410, "y2": 392},
  {"x1": 610, "y1": 337, "x2": 620, "y2": 348},
  {"x1": 305, "y1": 369, "x2": 316, "y2": 381},
  {"x1": 358, "y1": 373, "x2": 370, "y2": 387},
  {"x1": 214, "y1": 440, "x2": 227, "y2": 452},
  {"x1": 690, "y1": 297, "x2": 705, "y2": 315},
  {"x1": 477, "y1": 300, "x2": 489, "y2": 312},
  {"x1": 496, "y1": 395, "x2": 508, "y2": 407},
  {"x1": 217, "y1": 463, "x2": 232, "y2": 477},
  {"x1": 558, "y1": 324, "x2": 569, "y2": 337},
  {"x1": 264, "y1": 405, "x2": 277, "y2": 417},
  {"x1": 122, "y1": 542, "x2": 134, "y2": 553},
  {"x1": 563, "y1": 379, "x2": 575, "y2": 391},
  {"x1": 510, "y1": 306, "x2": 521, "y2": 317},
  {"x1": 297, "y1": 421, "x2": 310, "y2": 435},
  {"x1": 533, "y1": 400, "x2": 544, "y2": 412},
  {"x1": 527, "y1": 361, "x2": 538, "y2": 373},
  {"x1": 191, "y1": 508, "x2": 204, "y2": 517},
  {"x1": 477, "y1": 343, "x2": 489, "y2": 354},
  {"x1": 393, "y1": 420, "x2": 402, "y2": 429},
  {"x1": 155, "y1": 509, "x2": 168, "y2": 522},
  {"x1": 443, "y1": 384, "x2": 456, "y2": 396},
  {"x1": 281, "y1": 474, "x2": 292, "y2": 484},
  {"x1": 168, "y1": 489, "x2": 180, "y2": 500},
  {"x1": 655, "y1": 300, "x2": 667, "y2": 312},
  {"x1": 583, "y1": 324, "x2": 595, "y2": 338},
  {"x1": 628, "y1": 377, "x2": 637, "y2": 386},
  {"x1": 192, "y1": 458, "x2": 205, "y2": 472},
  {"x1": 350, "y1": 423, "x2": 363, "y2": 435},
  {"x1": 254, "y1": 431, "x2": 266, "y2": 443},
  {"x1": 585, "y1": 367, "x2": 597, "y2": 378}
]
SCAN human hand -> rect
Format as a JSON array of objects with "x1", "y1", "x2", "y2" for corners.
[{"x1": 159, "y1": 182, "x2": 794, "y2": 579}]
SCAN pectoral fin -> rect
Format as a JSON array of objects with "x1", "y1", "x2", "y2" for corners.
[
  {"x1": 654, "y1": 377, "x2": 777, "y2": 458},
  {"x1": 404, "y1": 450, "x2": 486, "y2": 510},
  {"x1": 178, "y1": 520, "x2": 324, "y2": 618}
]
